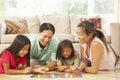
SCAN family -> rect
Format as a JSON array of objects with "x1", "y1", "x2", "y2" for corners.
[{"x1": 0, "y1": 21, "x2": 115, "y2": 74}]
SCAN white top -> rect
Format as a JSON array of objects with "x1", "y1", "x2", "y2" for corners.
[{"x1": 81, "y1": 37, "x2": 115, "y2": 70}]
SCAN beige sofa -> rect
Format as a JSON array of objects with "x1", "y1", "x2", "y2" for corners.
[
  {"x1": 0, "y1": 15, "x2": 112, "y2": 54},
  {"x1": 110, "y1": 23, "x2": 120, "y2": 57}
]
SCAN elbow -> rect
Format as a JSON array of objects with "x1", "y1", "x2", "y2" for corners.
[
  {"x1": 85, "y1": 68, "x2": 98, "y2": 74},
  {"x1": 90, "y1": 68, "x2": 99, "y2": 74},
  {"x1": 90, "y1": 70, "x2": 98, "y2": 74},
  {"x1": 5, "y1": 71, "x2": 11, "y2": 75}
]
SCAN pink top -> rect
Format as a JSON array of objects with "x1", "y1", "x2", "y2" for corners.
[
  {"x1": 0, "y1": 50, "x2": 26, "y2": 74},
  {"x1": 81, "y1": 37, "x2": 115, "y2": 70}
]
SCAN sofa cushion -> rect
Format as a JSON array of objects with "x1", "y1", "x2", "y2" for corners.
[
  {"x1": 70, "y1": 15, "x2": 83, "y2": 34},
  {"x1": 0, "y1": 33, "x2": 75, "y2": 44},
  {"x1": 4, "y1": 17, "x2": 27, "y2": 34},
  {"x1": 70, "y1": 15, "x2": 102, "y2": 34},
  {"x1": 89, "y1": 17, "x2": 102, "y2": 29},
  {"x1": 54, "y1": 34, "x2": 75, "y2": 42},
  {"x1": 0, "y1": 44, "x2": 11, "y2": 53},
  {"x1": 0, "y1": 34, "x2": 35, "y2": 44},
  {"x1": 40, "y1": 15, "x2": 70, "y2": 34},
  {"x1": 110, "y1": 23, "x2": 120, "y2": 56},
  {"x1": 24, "y1": 16, "x2": 40, "y2": 33},
  {"x1": 0, "y1": 20, "x2": 6, "y2": 35}
]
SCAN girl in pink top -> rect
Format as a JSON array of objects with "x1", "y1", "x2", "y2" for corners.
[
  {"x1": 0, "y1": 35, "x2": 47, "y2": 74},
  {"x1": 73, "y1": 21, "x2": 115, "y2": 74}
]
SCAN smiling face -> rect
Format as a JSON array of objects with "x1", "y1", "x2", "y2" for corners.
[
  {"x1": 39, "y1": 30, "x2": 53, "y2": 46},
  {"x1": 18, "y1": 44, "x2": 30, "y2": 57},
  {"x1": 76, "y1": 27, "x2": 91, "y2": 44}
]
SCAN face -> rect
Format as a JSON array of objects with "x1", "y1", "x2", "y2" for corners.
[
  {"x1": 39, "y1": 30, "x2": 53, "y2": 46},
  {"x1": 62, "y1": 47, "x2": 72, "y2": 59},
  {"x1": 76, "y1": 27, "x2": 90, "y2": 44},
  {"x1": 18, "y1": 44, "x2": 30, "y2": 57}
]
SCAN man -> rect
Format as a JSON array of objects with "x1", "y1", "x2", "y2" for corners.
[{"x1": 30, "y1": 23, "x2": 59, "y2": 70}]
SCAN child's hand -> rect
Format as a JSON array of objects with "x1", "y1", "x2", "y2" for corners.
[
  {"x1": 23, "y1": 67, "x2": 32, "y2": 74},
  {"x1": 16, "y1": 64, "x2": 24, "y2": 70},
  {"x1": 32, "y1": 65, "x2": 42, "y2": 69},
  {"x1": 72, "y1": 67, "x2": 82, "y2": 74},
  {"x1": 34, "y1": 67, "x2": 49, "y2": 73},
  {"x1": 57, "y1": 66, "x2": 69, "y2": 72}
]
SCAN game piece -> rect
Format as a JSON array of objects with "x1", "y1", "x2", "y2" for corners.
[
  {"x1": 51, "y1": 74, "x2": 55, "y2": 78},
  {"x1": 45, "y1": 67, "x2": 49, "y2": 71},
  {"x1": 65, "y1": 73, "x2": 69, "y2": 77},
  {"x1": 69, "y1": 74, "x2": 73, "y2": 78}
]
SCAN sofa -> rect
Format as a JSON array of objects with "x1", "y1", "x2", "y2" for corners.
[
  {"x1": 110, "y1": 23, "x2": 120, "y2": 57},
  {"x1": 0, "y1": 15, "x2": 114, "y2": 55}
]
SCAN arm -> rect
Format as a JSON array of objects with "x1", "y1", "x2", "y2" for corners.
[
  {"x1": 64, "y1": 53, "x2": 80, "y2": 73},
  {"x1": 47, "y1": 38, "x2": 59, "y2": 71},
  {"x1": 73, "y1": 53, "x2": 80, "y2": 67},
  {"x1": 3, "y1": 62, "x2": 31, "y2": 75},
  {"x1": 84, "y1": 41, "x2": 104, "y2": 74},
  {"x1": 16, "y1": 64, "x2": 27, "y2": 70},
  {"x1": 56, "y1": 59, "x2": 69, "y2": 72},
  {"x1": 73, "y1": 46, "x2": 87, "y2": 74},
  {"x1": 78, "y1": 46, "x2": 87, "y2": 71},
  {"x1": 47, "y1": 61, "x2": 57, "y2": 71}
]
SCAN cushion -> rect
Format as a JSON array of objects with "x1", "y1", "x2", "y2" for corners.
[
  {"x1": 70, "y1": 15, "x2": 102, "y2": 34},
  {"x1": 4, "y1": 17, "x2": 27, "y2": 34},
  {"x1": 40, "y1": 15, "x2": 70, "y2": 34},
  {"x1": 89, "y1": 17, "x2": 102, "y2": 29},
  {"x1": 79, "y1": 16, "x2": 102, "y2": 29},
  {"x1": 0, "y1": 20, "x2": 6, "y2": 35},
  {"x1": 24, "y1": 16, "x2": 40, "y2": 33}
]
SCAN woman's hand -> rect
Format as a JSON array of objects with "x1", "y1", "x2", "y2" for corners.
[{"x1": 72, "y1": 67, "x2": 82, "y2": 74}]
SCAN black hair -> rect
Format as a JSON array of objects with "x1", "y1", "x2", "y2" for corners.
[
  {"x1": 0, "y1": 35, "x2": 31, "y2": 66},
  {"x1": 56, "y1": 39, "x2": 75, "y2": 60},
  {"x1": 39, "y1": 23, "x2": 55, "y2": 35}
]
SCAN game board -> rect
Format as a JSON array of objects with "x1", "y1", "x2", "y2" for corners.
[{"x1": 30, "y1": 71, "x2": 82, "y2": 78}]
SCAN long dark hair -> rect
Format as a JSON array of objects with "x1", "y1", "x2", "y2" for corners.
[
  {"x1": 77, "y1": 20, "x2": 109, "y2": 52},
  {"x1": 0, "y1": 35, "x2": 31, "y2": 66},
  {"x1": 56, "y1": 39, "x2": 75, "y2": 60}
]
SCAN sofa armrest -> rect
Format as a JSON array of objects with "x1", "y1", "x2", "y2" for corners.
[{"x1": 110, "y1": 23, "x2": 120, "y2": 56}]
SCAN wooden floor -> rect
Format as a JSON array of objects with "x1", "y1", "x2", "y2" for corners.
[{"x1": 0, "y1": 60, "x2": 120, "y2": 80}]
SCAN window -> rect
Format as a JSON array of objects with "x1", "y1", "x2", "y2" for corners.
[
  {"x1": 0, "y1": 0, "x2": 117, "y2": 35},
  {"x1": 0, "y1": 0, "x2": 115, "y2": 16}
]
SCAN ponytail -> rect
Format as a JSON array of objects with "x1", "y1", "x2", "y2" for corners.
[{"x1": 96, "y1": 29, "x2": 109, "y2": 52}]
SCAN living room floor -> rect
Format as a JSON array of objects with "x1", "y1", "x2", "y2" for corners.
[{"x1": 0, "y1": 60, "x2": 120, "y2": 80}]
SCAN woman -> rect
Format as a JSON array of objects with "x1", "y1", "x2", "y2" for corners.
[{"x1": 73, "y1": 21, "x2": 115, "y2": 74}]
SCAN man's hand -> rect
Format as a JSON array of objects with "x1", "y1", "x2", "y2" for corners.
[{"x1": 47, "y1": 61, "x2": 57, "y2": 71}]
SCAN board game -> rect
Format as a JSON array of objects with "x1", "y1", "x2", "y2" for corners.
[{"x1": 30, "y1": 71, "x2": 82, "y2": 78}]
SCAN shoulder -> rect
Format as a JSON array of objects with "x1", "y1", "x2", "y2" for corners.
[
  {"x1": 91, "y1": 41, "x2": 104, "y2": 52},
  {"x1": 50, "y1": 36, "x2": 59, "y2": 44},
  {"x1": 91, "y1": 41, "x2": 103, "y2": 47},
  {"x1": 29, "y1": 34, "x2": 39, "y2": 45},
  {"x1": 1, "y1": 50, "x2": 13, "y2": 57},
  {"x1": 29, "y1": 34, "x2": 38, "y2": 41}
]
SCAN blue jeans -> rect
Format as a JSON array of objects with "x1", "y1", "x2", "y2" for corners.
[
  {"x1": 87, "y1": 59, "x2": 91, "y2": 67},
  {"x1": 80, "y1": 58, "x2": 91, "y2": 67}
]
